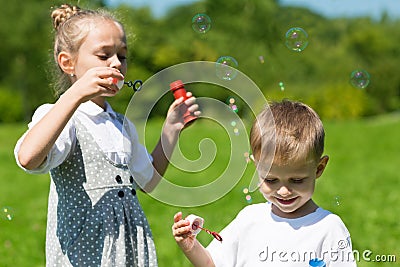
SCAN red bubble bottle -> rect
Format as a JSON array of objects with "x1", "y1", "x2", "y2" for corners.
[{"x1": 169, "y1": 80, "x2": 197, "y2": 125}]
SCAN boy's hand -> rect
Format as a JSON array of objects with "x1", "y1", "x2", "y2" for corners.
[{"x1": 172, "y1": 212, "x2": 197, "y2": 252}]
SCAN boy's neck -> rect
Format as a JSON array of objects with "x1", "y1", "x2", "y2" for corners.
[{"x1": 271, "y1": 199, "x2": 318, "y2": 219}]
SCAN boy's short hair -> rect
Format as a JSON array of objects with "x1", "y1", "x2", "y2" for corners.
[{"x1": 250, "y1": 99, "x2": 325, "y2": 165}]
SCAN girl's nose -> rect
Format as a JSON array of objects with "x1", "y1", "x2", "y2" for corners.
[{"x1": 109, "y1": 54, "x2": 122, "y2": 69}]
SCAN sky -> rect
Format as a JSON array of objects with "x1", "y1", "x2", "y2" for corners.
[
  {"x1": 106, "y1": 0, "x2": 400, "y2": 20},
  {"x1": 279, "y1": 0, "x2": 400, "y2": 20}
]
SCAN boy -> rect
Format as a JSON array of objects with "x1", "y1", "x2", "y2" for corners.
[{"x1": 172, "y1": 99, "x2": 356, "y2": 266}]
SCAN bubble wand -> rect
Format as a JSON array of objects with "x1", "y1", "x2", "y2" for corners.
[
  {"x1": 124, "y1": 80, "x2": 143, "y2": 92},
  {"x1": 111, "y1": 78, "x2": 143, "y2": 92},
  {"x1": 194, "y1": 223, "x2": 223, "y2": 242},
  {"x1": 186, "y1": 214, "x2": 223, "y2": 242}
]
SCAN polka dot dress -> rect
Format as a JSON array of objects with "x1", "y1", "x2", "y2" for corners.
[{"x1": 46, "y1": 118, "x2": 157, "y2": 266}]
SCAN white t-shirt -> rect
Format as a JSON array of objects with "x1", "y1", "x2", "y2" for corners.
[
  {"x1": 207, "y1": 202, "x2": 356, "y2": 267},
  {"x1": 14, "y1": 100, "x2": 153, "y2": 188}
]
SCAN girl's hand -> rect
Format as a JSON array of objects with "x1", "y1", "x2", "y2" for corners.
[
  {"x1": 172, "y1": 212, "x2": 197, "y2": 252},
  {"x1": 67, "y1": 67, "x2": 124, "y2": 103},
  {"x1": 165, "y1": 92, "x2": 201, "y2": 130}
]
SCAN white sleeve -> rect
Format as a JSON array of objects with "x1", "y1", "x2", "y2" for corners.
[
  {"x1": 323, "y1": 216, "x2": 357, "y2": 267},
  {"x1": 125, "y1": 119, "x2": 154, "y2": 188},
  {"x1": 14, "y1": 104, "x2": 76, "y2": 174},
  {"x1": 206, "y1": 212, "x2": 241, "y2": 267}
]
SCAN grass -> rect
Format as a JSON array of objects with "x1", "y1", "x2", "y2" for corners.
[{"x1": 0, "y1": 113, "x2": 399, "y2": 266}]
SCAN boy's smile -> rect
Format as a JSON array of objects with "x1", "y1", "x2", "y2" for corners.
[
  {"x1": 257, "y1": 155, "x2": 329, "y2": 219},
  {"x1": 276, "y1": 196, "x2": 298, "y2": 205}
]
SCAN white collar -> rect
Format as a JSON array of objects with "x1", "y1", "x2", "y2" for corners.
[{"x1": 79, "y1": 100, "x2": 117, "y2": 118}]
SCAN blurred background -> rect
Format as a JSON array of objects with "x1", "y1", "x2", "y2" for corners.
[
  {"x1": 0, "y1": 0, "x2": 399, "y2": 266},
  {"x1": 1, "y1": 0, "x2": 399, "y2": 121}
]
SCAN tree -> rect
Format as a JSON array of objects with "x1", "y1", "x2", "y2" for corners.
[{"x1": 1, "y1": 0, "x2": 399, "y2": 122}]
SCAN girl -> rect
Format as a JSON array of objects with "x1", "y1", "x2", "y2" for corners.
[{"x1": 14, "y1": 4, "x2": 199, "y2": 266}]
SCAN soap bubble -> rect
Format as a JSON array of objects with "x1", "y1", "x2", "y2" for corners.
[
  {"x1": 259, "y1": 56, "x2": 265, "y2": 64},
  {"x1": 245, "y1": 195, "x2": 252, "y2": 203},
  {"x1": 278, "y1": 82, "x2": 285, "y2": 91},
  {"x1": 242, "y1": 187, "x2": 253, "y2": 204},
  {"x1": 350, "y1": 69, "x2": 370, "y2": 89},
  {"x1": 230, "y1": 105, "x2": 239, "y2": 113},
  {"x1": 216, "y1": 56, "x2": 239, "y2": 81},
  {"x1": 192, "y1": 13, "x2": 212, "y2": 34},
  {"x1": 333, "y1": 196, "x2": 341, "y2": 206},
  {"x1": 227, "y1": 97, "x2": 236, "y2": 105},
  {"x1": 2, "y1": 206, "x2": 14, "y2": 221},
  {"x1": 226, "y1": 96, "x2": 239, "y2": 113},
  {"x1": 285, "y1": 27, "x2": 309, "y2": 52},
  {"x1": 243, "y1": 152, "x2": 251, "y2": 163}
]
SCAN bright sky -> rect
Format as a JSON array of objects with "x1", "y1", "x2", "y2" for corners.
[
  {"x1": 279, "y1": 0, "x2": 400, "y2": 20},
  {"x1": 106, "y1": 0, "x2": 400, "y2": 20}
]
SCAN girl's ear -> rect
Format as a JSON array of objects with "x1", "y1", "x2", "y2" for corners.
[
  {"x1": 57, "y1": 51, "x2": 75, "y2": 75},
  {"x1": 316, "y1": 155, "x2": 329, "y2": 178}
]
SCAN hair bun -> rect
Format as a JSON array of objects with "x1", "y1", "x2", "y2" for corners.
[{"x1": 51, "y1": 4, "x2": 81, "y2": 30}]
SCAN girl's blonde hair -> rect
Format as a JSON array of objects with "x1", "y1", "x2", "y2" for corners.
[{"x1": 50, "y1": 4, "x2": 122, "y2": 96}]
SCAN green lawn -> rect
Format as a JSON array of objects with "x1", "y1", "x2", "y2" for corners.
[{"x1": 0, "y1": 114, "x2": 399, "y2": 266}]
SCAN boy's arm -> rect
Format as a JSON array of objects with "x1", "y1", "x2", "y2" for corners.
[
  {"x1": 172, "y1": 212, "x2": 215, "y2": 267},
  {"x1": 183, "y1": 240, "x2": 215, "y2": 267}
]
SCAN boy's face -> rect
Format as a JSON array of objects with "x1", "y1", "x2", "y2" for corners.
[{"x1": 256, "y1": 156, "x2": 328, "y2": 219}]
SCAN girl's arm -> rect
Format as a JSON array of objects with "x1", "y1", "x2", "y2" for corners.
[
  {"x1": 172, "y1": 212, "x2": 215, "y2": 267},
  {"x1": 17, "y1": 91, "x2": 82, "y2": 170},
  {"x1": 17, "y1": 67, "x2": 123, "y2": 170},
  {"x1": 144, "y1": 93, "x2": 199, "y2": 192}
]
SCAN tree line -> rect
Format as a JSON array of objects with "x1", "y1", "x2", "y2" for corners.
[{"x1": 0, "y1": 0, "x2": 399, "y2": 122}]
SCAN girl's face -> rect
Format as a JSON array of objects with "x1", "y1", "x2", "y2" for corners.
[
  {"x1": 73, "y1": 19, "x2": 128, "y2": 80},
  {"x1": 257, "y1": 156, "x2": 328, "y2": 219}
]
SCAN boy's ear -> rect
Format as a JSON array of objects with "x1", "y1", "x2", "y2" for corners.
[
  {"x1": 316, "y1": 155, "x2": 329, "y2": 178},
  {"x1": 57, "y1": 51, "x2": 75, "y2": 75}
]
